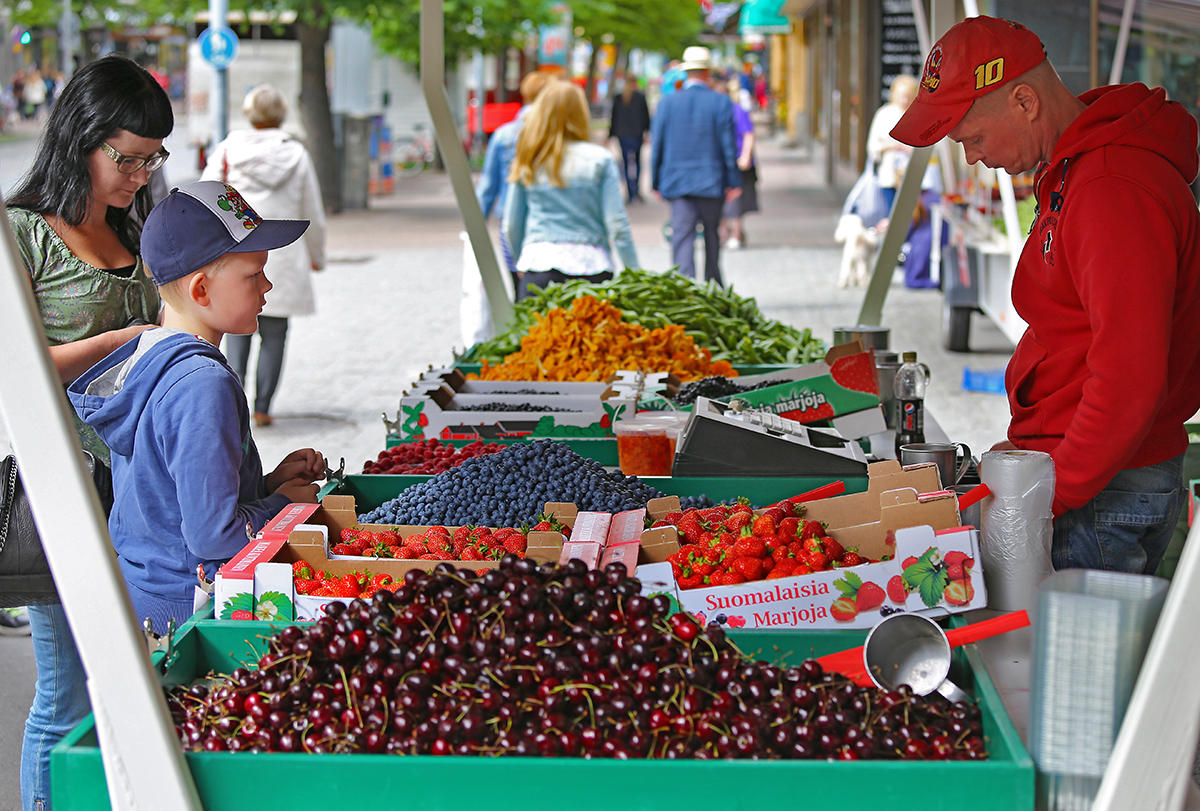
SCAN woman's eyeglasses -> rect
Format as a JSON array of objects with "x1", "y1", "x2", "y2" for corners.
[{"x1": 99, "y1": 142, "x2": 170, "y2": 174}]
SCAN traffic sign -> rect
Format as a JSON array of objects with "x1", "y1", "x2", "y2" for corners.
[{"x1": 198, "y1": 26, "x2": 239, "y2": 69}]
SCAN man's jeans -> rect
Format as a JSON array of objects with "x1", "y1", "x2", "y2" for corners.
[
  {"x1": 21, "y1": 604, "x2": 90, "y2": 811},
  {"x1": 1052, "y1": 453, "x2": 1185, "y2": 574},
  {"x1": 669, "y1": 196, "x2": 724, "y2": 284}
]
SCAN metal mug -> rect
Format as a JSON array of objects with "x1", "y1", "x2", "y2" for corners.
[
  {"x1": 899, "y1": 441, "x2": 972, "y2": 489},
  {"x1": 832, "y1": 325, "x2": 890, "y2": 351},
  {"x1": 863, "y1": 613, "x2": 968, "y2": 702}
]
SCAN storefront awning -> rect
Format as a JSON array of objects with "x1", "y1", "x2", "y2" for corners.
[{"x1": 739, "y1": 0, "x2": 792, "y2": 35}]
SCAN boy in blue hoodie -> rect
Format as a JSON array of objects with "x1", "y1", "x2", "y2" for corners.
[{"x1": 69, "y1": 181, "x2": 325, "y2": 632}]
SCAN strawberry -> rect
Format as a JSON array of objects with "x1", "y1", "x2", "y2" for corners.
[
  {"x1": 767, "y1": 560, "x2": 794, "y2": 579},
  {"x1": 664, "y1": 511, "x2": 684, "y2": 524},
  {"x1": 763, "y1": 506, "x2": 786, "y2": 524},
  {"x1": 332, "y1": 581, "x2": 360, "y2": 598},
  {"x1": 945, "y1": 562, "x2": 966, "y2": 581},
  {"x1": 886, "y1": 574, "x2": 909, "y2": 604},
  {"x1": 460, "y1": 547, "x2": 483, "y2": 562},
  {"x1": 427, "y1": 537, "x2": 452, "y2": 554},
  {"x1": 418, "y1": 553, "x2": 442, "y2": 561},
  {"x1": 732, "y1": 536, "x2": 766, "y2": 558},
  {"x1": 751, "y1": 514, "x2": 777, "y2": 538},
  {"x1": 842, "y1": 551, "x2": 867, "y2": 567},
  {"x1": 231, "y1": 609, "x2": 254, "y2": 620},
  {"x1": 776, "y1": 517, "x2": 801, "y2": 540},
  {"x1": 830, "y1": 596, "x2": 858, "y2": 622},
  {"x1": 822, "y1": 535, "x2": 845, "y2": 561},
  {"x1": 330, "y1": 543, "x2": 359, "y2": 556},
  {"x1": 723, "y1": 512, "x2": 752, "y2": 533},
  {"x1": 732, "y1": 556, "x2": 765, "y2": 581},
  {"x1": 294, "y1": 578, "x2": 317, "y2": 595},
  {"x1": 800, "y1": 520, "x2": 825, "y2": 540},
  {"x1": 371, "y1": 573, "x2": 393, "y2": 588},
  {"x1": 292, "y1": 560, "x2": 314, "y2": 579},
  {"x1": 803, "y1": 549, "x2": 828, "y2": 571},
  {"x1": 339, "y1": 528, "x2": 362, "y2": 544},
  {"x1": 453, "y1": 526, "x2": 472, "y2": 546},
  {"x1": 678, "y1": 572, "x2": 704, "y2": 589},
  {"x1": 855, "y1": 581, "x2": 886, "y2": 612},
  {"x1": 902, "y1": 555, "x2": 919, "y2": 570}
]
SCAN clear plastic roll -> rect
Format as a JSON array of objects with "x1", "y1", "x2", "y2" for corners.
[{"x1": 978, "y1": 449, "x2": 1056, "y2": 612}]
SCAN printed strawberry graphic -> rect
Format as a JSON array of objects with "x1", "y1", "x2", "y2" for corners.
[
  {"x1": 219, "y1": 592, "x2": 254, "y2": 620},
  {"x1": 833, "y1": 571, "x2": 885, "y2": 613},
  {"x1": 829, "y1": 352, "x2": 881, "y2": 395},
  {"x1": 887, "y1": 574, "x2": 910, "y2": 604},
  {"x1": 830, "y1": 596, "x2": 858, "y2": 622},
  {"x1": 855, "y1": 582, "x2": 885, "y2": 611},
  {"x1": 726, "y1": 615, "x2": 747, "y2": 628},
  {"x1": 944, "y1": 576, "x2": 975, "y2": 606}
]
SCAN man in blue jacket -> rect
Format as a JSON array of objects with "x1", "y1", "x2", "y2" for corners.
[{"x1": 651, "y1": 45, "x2": 742, "y2": 284}]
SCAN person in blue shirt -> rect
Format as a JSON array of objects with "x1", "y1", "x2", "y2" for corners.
[
  {"x1": 503, "y1": 81, "x2": 639, "y2": 300},
  {"x1": 651, "y1": 46, "x2": 742, "y2": 284},
  {"x1": 69, "y1": 181, "x2": 325, "y2": 633},
  {"x1": 475, "y1": 70, "x2": 553, "y2": 291}
]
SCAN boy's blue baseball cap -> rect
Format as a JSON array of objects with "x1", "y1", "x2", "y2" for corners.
[{"x1": 142, "y1": 180, "x2": 309, "y2": 285}]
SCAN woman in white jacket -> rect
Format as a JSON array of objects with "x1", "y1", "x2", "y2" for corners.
[{"x1": 201, "y1": 84, "x2": 326, "y2": 426}]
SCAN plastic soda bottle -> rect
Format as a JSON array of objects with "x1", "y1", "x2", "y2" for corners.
[{"x1": 894, "y1": 351, "x2": 927, "y2": 457}]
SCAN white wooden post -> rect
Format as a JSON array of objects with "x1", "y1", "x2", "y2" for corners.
[{"x1": 0, "y1": 196, "x2": 201, "y2": 809}]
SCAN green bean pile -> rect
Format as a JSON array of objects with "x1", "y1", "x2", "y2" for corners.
[{"x1": 463, "y1": 269, "x2": 826, "y2": 366}]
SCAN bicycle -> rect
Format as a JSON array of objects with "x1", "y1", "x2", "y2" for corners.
[{"x1": 394, "y1": 124, "x2": 437, "y2": 177}]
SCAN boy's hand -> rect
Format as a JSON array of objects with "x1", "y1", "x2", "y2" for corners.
[
  {"x1": 274, "y1": 477, "x2": 319, "y2": 504},
  {"x1": 267, "y1": 448, "x2": 326, "y2": 492}
]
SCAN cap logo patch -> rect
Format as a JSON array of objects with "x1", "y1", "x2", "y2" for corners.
[
  {"x1": 216, "y1": 184, "x2": 261, "y2": 231},
  {"x1": 974, "y1": 57, "x2": 1005, "y2": 90},
  {"x1": 921, "y1": 44, "x2": 943, "y2": 93}
]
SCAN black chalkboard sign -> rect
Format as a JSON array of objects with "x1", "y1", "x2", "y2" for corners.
[{"x1": 880, "y1": 0, "x2": 925, "y2": 105}]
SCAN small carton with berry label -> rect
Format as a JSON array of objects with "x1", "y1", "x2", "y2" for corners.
[{"x1": 675, "y1": 524, "x2": 984, "y2": 630}]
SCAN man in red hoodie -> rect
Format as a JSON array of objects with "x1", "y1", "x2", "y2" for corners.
[{"x1": 892, "y1": 16, "x2": 1200, "y2": 575}]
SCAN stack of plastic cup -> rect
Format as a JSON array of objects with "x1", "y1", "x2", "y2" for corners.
[{"x1": 1030, "y1": 569, "x2": 1169, "y2": 810}]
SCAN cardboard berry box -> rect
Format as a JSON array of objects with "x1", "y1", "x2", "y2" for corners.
[
  {"x1": 663, "y1": 460, "x2": 980, "y2": 630},
  {"x1": 674, "y1": 525, "x2": 986, "y2": 631},
  {"x1": 212, "y1": 497, "x2": 571, "y2": 621},
  {"x1": 394, "y1": 382, "x2": 636, "y2": 441}
]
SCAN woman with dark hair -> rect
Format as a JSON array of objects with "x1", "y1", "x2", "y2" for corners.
[{"x1": 5, "y1": 53, "x2": 172, "y2": 811}]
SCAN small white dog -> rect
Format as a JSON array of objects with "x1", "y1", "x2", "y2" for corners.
[{"x1": 834, "y1": 213, "x2": 880, "y2": 288}]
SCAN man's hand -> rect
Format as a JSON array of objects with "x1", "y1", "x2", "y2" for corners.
[
  {"x1": 725, "y1": 187, "x2": 742, "y2": 203},
  {"x1": 737, "y1": 155, "x2": 752, "y2": 171},
  {"x1": 267, "y1": 448, "x2": 326, "y2": 492}
]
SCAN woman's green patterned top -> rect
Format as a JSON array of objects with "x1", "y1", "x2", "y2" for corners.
[{"x1": 8, "y1": 207, "x2": 160, "y2": 462}]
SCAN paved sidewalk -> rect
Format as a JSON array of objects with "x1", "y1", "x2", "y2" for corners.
[{"x1": 247, "y1": 135, "x2": 1015, "y2": 477}]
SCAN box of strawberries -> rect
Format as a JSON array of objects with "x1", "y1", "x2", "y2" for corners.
[{"x1": 654, "y1": 460, "x2": 983, "y2": 629}]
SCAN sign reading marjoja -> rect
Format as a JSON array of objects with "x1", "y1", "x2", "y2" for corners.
[{"x1": 198, "y1": 26, "x2": 239, "y2": 69}]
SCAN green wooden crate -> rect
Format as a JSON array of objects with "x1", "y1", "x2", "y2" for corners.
[
  {"x1": 52, "y1": 621, "x2": 1033, "y2": 811},
  {"x1": 318, "y1": 474, "x2": 871, "y2": 516}
]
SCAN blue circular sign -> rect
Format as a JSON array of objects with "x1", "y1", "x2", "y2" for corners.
[{"x1": 198, "y1": 27, "x2": 239, "y2": 69}]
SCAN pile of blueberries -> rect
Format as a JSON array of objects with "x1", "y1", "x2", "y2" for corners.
[{"x1": 359, "y1": 440, "x2": 712, "y2": 527}]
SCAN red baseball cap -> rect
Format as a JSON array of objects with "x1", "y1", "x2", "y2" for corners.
[{"x1": 890, "y1": 16, "x2": 1047, "y2": 147}]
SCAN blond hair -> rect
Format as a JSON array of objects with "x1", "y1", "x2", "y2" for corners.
[
  {"x1": 243, "y1": 84, "x2": 287, "y2": 128},
  {"x1": 151, "y1": 255, "x2": 228, "y2": 310},
  {"x1": 519, "y1": 71, "x2": 552, "y2": 104},
  {"x1": 509, "y1": 81, "x2": 589, "y2": 188}
]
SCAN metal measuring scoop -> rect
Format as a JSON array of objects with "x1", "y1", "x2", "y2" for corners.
[{"x1": 862, "y1": 612, "x2": 968, "y2": 702}]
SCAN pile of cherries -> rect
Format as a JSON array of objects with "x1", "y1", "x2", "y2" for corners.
[{"x1": 167, "y1": 558, "x2": 987, "y2": 760}]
